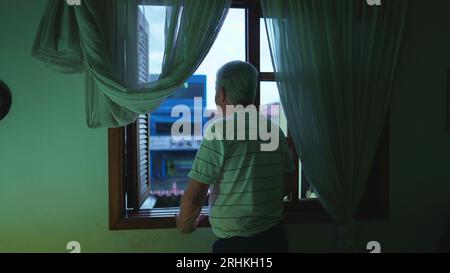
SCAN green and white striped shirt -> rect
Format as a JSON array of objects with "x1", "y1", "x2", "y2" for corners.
[{"x1": 188, "y1": 110, "x2": 294, "y2": 239}]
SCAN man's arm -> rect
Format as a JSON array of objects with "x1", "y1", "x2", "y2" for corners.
[{"x1": 176, "y1": 179, "x2": 210, "y2": 234}]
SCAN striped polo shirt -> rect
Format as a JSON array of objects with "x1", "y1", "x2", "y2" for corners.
[{"x1": 187, "y1": 108, "x2": 294, "y2": 239}]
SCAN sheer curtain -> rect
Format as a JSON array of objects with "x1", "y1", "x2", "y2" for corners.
[
  {"x1": 261, "y1": 0, "x2": 408, "y2": 251},
  {"x1": 32, "y1": 0, "x2": 231, "y2": 127}
]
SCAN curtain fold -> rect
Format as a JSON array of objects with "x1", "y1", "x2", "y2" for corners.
[
  {"x1": 33, "y1": 0, "x2": 231, "y2": 128},
  {"x1": 261, "y1": 0, "x2": 408, "y2": 251},
  {"x1": 32, "y1": 0, "x2": 83, "y2": 73}
]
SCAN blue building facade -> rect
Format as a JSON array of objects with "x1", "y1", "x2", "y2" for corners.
[{"x1": 148, "y1": 75, "x2": 208, "y2": 206}]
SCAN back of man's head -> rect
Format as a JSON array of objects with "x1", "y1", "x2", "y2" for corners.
[{"x1": 216, "y1": 61, "x2": 258, "y2": 106}]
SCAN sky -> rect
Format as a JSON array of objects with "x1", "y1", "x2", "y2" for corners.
[{"x1": 140, "y1": 6, "x2": 279, "y2": 111}]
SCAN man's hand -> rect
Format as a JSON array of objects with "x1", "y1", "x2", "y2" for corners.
[
  {"x1": 175, "y1": 213, "x2": 208, "y2": 234},
  {"x1": 175, "y1": 213, "x2": 193, "y2": 234},
  {"x1": 193, "y1": 214, "x2": 208, "y2": 229}
]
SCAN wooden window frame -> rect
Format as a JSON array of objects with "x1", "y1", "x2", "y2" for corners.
[{"x1": 109, "y1": 0, "x2": 389, "y2": 230}]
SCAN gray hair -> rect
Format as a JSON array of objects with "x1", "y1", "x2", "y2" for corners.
[{"x1": 216, "y1": 61, "x2": 258, "y2": 106}]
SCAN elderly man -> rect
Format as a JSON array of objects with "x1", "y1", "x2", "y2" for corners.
[{"x1": 176, "y1": 61, "x2": 294, "y2": 253}]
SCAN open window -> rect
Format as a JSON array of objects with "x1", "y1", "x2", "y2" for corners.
[{"x1": 109, "y1": 0, "x2": 389, "y2": 230}]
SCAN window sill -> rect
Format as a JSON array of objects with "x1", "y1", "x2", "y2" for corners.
[
  {"x1": 110, "y1": 197, "x2": 389, "y2": 230},
  {"x1": 109, "y1": 200, "x2": 336, "y2": 230}
]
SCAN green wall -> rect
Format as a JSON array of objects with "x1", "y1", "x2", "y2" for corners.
[
  {"x1": 355, "y1": 0, "x2": 450, "y2": 252},
  {"x1": 0, "y1": 0, "x2": 449, "y2": 252}
]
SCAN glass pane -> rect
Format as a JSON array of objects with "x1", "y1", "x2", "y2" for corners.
[
  {"x1": 139, "y1": 5, "x2": 166, "y2": 80},
  {"x1": 138, "y1": 8, "x2": 246, "y2": 209},
  {"x1": 299, "y1": 164, "x2": 318, "y2": 199},
  {"x1": 260, "y1": 82, "x2": 287, "y2": 135},
  {"x1": 195, "y1": 9, "x2": 246, "y2": 111},
  {"x1": 260, "y1": 83, "x2": 315, "y2": 200},
  {"x1": 260, "y1": 18, "x2": 274, "y2": 72},
  {"x1": 299, "y1": 160, "x2": 303, "y2": 199}
]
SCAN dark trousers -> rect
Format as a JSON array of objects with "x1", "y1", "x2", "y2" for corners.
[{"x1": 212, "y1": 222, "x2": 288, "y2": 253}]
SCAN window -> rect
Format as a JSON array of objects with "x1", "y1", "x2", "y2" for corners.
[
  {"x1": 138, "y1": 8, "x2": 246, "y2": 210},
  {"x1": 109, "y1": 0, "x2": 389, "y2": 230}
]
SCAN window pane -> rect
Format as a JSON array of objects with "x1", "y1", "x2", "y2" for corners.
[
  {"x1": 300, "y1": 167, "x2": 318, "y2": 199},
  {"x1": 260, "y1": 83, "x2": 316, "y2": 200},
  {"x1": 195, "y1": 9, "x2": 246, "y2": 111},
  {"x1": 140, "y1": 5, "x2": 166, "y2": 80},
  {"x1": 260, "y1": 18, "x2": 274, "y2": 72},
  {"x1": 260, "y1": 82, "x2": 287, "y2": 135},
  {"x1": 296, "y1": 155, "x2": 317, "y2": 199},
  {"x1": 139, "y1": 8, "x2": 246, "y2": 209}
]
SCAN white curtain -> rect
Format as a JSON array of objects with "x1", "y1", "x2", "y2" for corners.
[{"x1": 261, "y1": 0, "x2": 408, "y2": 251}]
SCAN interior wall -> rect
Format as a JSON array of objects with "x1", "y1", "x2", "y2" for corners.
[
  {"x1": 355, "y1": 0, "x2": 450, "y2": 252},
  {"x1": 0, "y1": 0, "x2": 449, "y2": 252}
]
